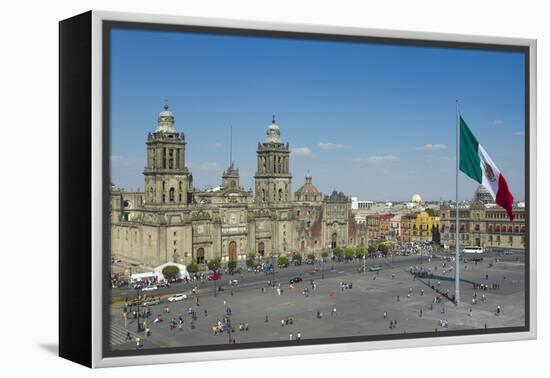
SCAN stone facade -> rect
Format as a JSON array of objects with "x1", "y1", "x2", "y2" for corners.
[
  {"x1": 111, "y1": 105, "x2": 367, "y2": 267},
  {"x1": 439, "y1": 186, "x2": 526, "y2": 250}
]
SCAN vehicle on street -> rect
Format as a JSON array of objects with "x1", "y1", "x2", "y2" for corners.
[
  {"x1": 142, "y1": 297, "x2": 161, "y2": 306},
  {"x1": 368, "y1": 264, "x2": 384, "y2": 271},
  {"x1": 167, "y1": 293, "x2": 188, "y2": 302},
  {"x1": 141, "y1": 285, "x2": 158, "y2": 292},
  {"x1": 463, "y1": 246, "x2": 484, "y2": 254},
  {"x1": 289, "y1": 277, "x2": 303, "y2": 284}
]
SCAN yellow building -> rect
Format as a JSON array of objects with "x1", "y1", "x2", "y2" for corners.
[{"x1": 400, "y1": 210, "x2": 440, "y2": 243}]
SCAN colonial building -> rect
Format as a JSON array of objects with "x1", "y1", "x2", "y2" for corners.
[
  {"x1": 111, "y1": 104, "x2": 367, "y2": 267},
  {"x1": 439, "y1": 186, "x2": 526, "y2": 250},
  {"x1": 399, "y1": 210, "x2": 440, "y2": 243}
]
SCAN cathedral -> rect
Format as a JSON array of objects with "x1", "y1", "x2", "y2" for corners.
[{"x1": 110, "y1": 103, "x2": 367, "y2": 267}]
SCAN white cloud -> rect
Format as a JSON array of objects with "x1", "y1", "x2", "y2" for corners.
[
  {"x1": 493, "y1": 120, "x2": 504, "y2": 125},
  {"x1": 514, "y1": 131, "x2": 525, "y2": 137},
  {"x1": 353, "y1": 155, "x2": 400, "y2": 164},
  {"x1": 198, "y1": 162, "x2": 223, "y2": 171},
  {"x1": 213, "y1": 142, "x2": 223, "y2": 147},
  {"x1": 416, "y1": 143, "x2": 447, "y2": 151},
  {"x1": 291, "y1": 146, "x2": 312, "y2": 156},
  {"x1": 318, "y1": 142, "x2": 345, "y2": 150}
]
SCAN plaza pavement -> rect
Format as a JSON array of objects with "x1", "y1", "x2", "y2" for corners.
[{"x1": 109, "y1": 253, "x2": 525, "y2": 351}]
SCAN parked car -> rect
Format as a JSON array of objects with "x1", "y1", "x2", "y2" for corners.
[
  {"x1": 141, "y1": 285, "x2": 158, "y2": 292},
  {"x1": 289, "y1": 277, "x2": 303, "y2": 284},
  {"x1": 167, "y1": 293, "x2": 188, "y2": 302},
  {"x1": 142, "y1": 297, "x2": 161, "y2": 306}
]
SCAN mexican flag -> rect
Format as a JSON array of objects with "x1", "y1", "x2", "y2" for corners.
[{"x1": 459, "y1": 116, "x2": 515, "y2": 220}]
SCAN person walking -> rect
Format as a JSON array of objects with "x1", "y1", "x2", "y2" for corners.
[
  {"x1": 383, "y1": 311, "x2": 387, "y2": 319},
  {"x1": 289, "y1": 332, "x2": 293, "y2": 341},
  {"x1": 297, "y1": 331, "x2": 301, "y2": 340}
]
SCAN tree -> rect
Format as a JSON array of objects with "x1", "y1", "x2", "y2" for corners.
[
  {"x1": 207, "y1": 257, "x2": 221, "y2": 273},
  {"x1": 344, "y1": 246, "x2": 355, "y2": 260},
  {"x1": 292, "y1": 253, "x2": 302, "y2": 265},
  {"x1": 355, "y1": 246, "x2": 366, "y2": 259},
  {"x1": 227, "y1": 260, "x2": 237, "y2": 274},
  {"x1": 278, "y1": 255, "x2": 289, "y2": 266},
  {"x1": 245, "y1": 254, "x2": 256, "y2": 268},
  {"x1": 333, "y1": 248, "x2": 344, "y2": 261},
  {"x1": 321, "y1": 251, "x2": 329, "y2": 260},
  {"x1": 161, "y1": 265, "x2": 180, "y2": 281},
  {"x1": 378, "y1": 243, "x2": 389, "y2": 256},
  {"x1": 367, "y1": 245, "x2": 376, "y2": 256},
  {"x1": 425, "y1": 208, "x2": 437, "y2": 217},
  {"x1": 307, "y1": 253, "x2": 315, "y2": 261},
  {"x1": 186, "y1": 262, "x2": 198, "y2": 274}
]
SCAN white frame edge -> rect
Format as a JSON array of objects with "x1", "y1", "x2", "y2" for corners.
[{"x1": 90, "y1": 10, "x2": 537, "y2": 368}]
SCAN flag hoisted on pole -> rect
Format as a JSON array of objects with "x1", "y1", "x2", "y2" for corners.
[
  {"x1": 459, "y1": 117, "x2": 515, "y2": 220},
  {"x1": 455, "y1": 105, "x2": 516, "y2": 304}
]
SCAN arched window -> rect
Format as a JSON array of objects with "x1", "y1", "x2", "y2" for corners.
[
  {"x1": 196, "y1": 248, "x2": 205, "y2": 264},
  {"x1": 508, "y1": 225, "x2": 513, "y2": 232},
  {"x1": 278, "y1": 189, "x2": 283, "y2": 201},
  {"x1": 488, "y1": 224, "x2": 493, "y2": 232},
  {"x1": 169, "y1": 188, "x2": 175, "y2": 202},
  {"x1": 495, "y1": 225, "x2": 501, "y2": 232},
  {"x1": 515, "y1": 226, "x2": 520, "y2": 233}
]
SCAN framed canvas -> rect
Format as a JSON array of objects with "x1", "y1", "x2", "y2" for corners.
[{"x1": 59, "y1": 10, "x2": 537, "y2": 368}]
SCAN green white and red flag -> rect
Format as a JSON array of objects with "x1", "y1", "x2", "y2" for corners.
[{"x1": 459, "y1": 116, "x2": 515, "y2": 220}]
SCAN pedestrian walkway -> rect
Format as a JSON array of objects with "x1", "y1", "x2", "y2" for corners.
[{"x1": 110, "y1": 324, "x2": 135, "y2": 346}]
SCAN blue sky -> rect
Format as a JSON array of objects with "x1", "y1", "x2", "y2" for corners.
[{"x1": 110, "y1": 28, "x2": 526, "y2": 202}]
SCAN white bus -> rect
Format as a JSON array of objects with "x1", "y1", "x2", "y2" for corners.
[{"x1": 462, "y1": 246, "x2": 484, "y2": 254}]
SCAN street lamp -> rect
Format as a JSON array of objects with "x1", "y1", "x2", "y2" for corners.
[{"x1": 136, "y1": 287, "x2": 143, "y2": 333}]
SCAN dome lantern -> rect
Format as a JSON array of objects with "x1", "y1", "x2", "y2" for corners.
[{"x1": 156, "y1": 100, "x2": 177, "y2": 133}]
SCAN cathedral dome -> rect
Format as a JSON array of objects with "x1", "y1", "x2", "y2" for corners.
[
  {"x1": 295, "y1": 175, "x2": 321, "y2": 201},
  {"x1": 156, "y1": 101, "x2": 176, "y2": 133},
  {"x1": 265, "y1": 115, "x2": 281, "y2": 144},
  {"x1": 475, "y1": 185, "x2": 493, "y2": 204},
  {"x1": 411, "y1": 192, "x2": 422, "y2": 203}
]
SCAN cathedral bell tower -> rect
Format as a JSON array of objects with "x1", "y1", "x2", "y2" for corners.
[
  {"x1": 143, "y1": 101, "x2": 191, "y2": 205},
  {"x1": 254, "y1": 116, "x2": 292, "y2": 204}
]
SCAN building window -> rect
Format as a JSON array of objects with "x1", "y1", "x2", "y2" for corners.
[{"x1": 169, "y1": 188, "x2": 175, "y2": 202}]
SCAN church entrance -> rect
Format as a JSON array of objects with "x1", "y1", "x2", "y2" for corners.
[
  {"x1": 196, "y1": 247, "x2": 205, "y2": 264},
  {"x1": 258, "y1": 241, "x2": 265, "y2": 257},
  {"x1": 229, "y1": 241, "x2": 237, "y2": 262},
  {"x1": 331, "y1": 232, "x2": 337, "y2": 248}
]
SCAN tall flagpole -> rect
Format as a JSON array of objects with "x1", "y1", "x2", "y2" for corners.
[{"x1": 455, "y1": 100, "x2": 460, "y2": 305}]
